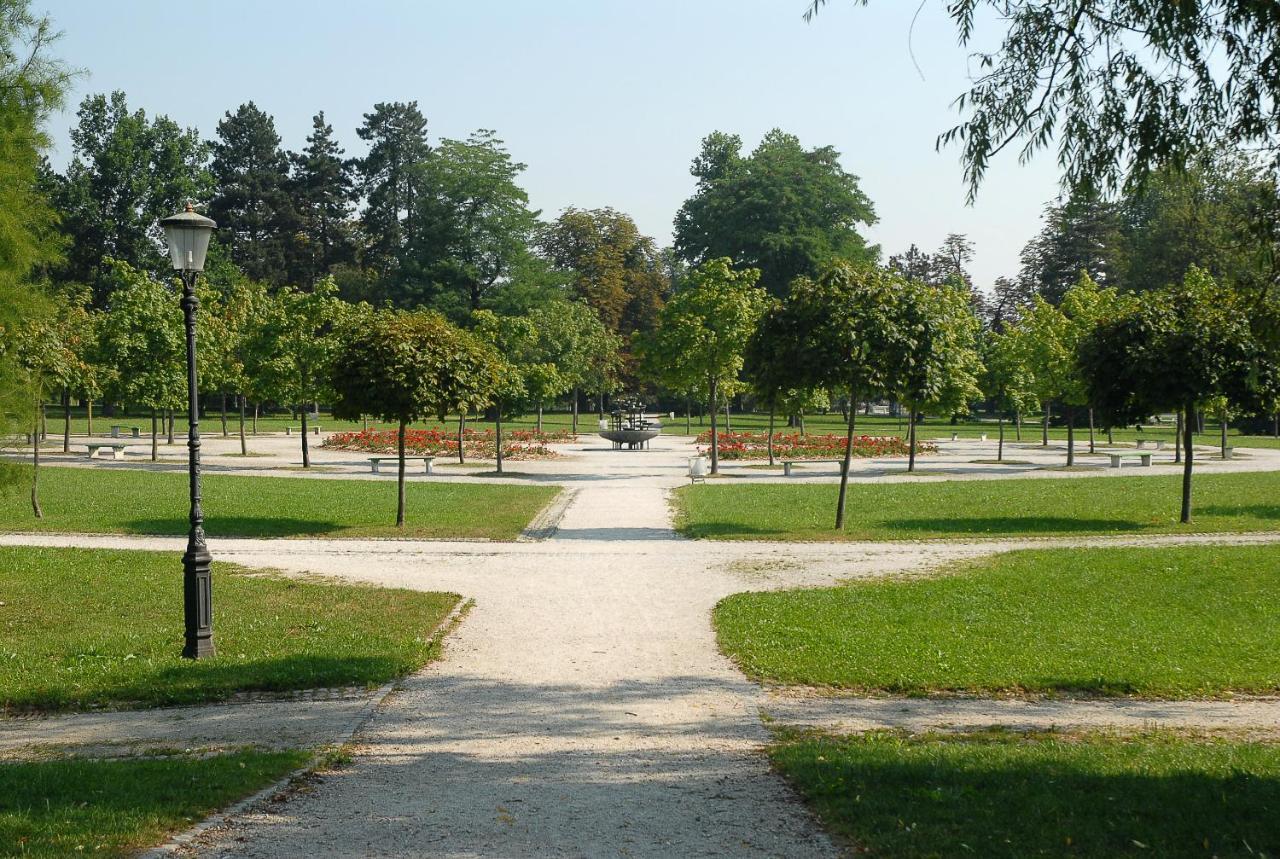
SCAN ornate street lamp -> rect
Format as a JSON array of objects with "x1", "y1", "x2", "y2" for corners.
[{"x1": 160, "y1": 203, "x2": 217, "y2": 659}]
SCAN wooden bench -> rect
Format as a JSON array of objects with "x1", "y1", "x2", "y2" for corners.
[
  {"x1": 1107, "y1": 452, "x2": 1153, "y2": 469},
  {"x1": 285, "y1": 425, "x2": 321, "y2": 436},
  {"x1": 1135, "y1": 439, "x2": 1168, "y2": 450},
  {"x1": 368, "y1": 455, "x2": 435, "y2": 475},
  {"x1": 110, "y1": 424, "x2": 141, "y2": 439},
  {"x1": 782, "y1": 459, "x2": 842, "y2": 477},
  {"x1": 86, "y1": 442, "x2": 134, "y2": 461}
]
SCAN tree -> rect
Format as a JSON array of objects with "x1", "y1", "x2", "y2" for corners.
[
  {"x1": 251, "y1": 280, "x2": 348, "y2": 467},
  {"x1": 419, "y1": 130, "x2": 539, "y2": 315},
  {"x1": 1082, "y1": 267, "x2": 1259, "y2": 522},
  {"x1": 674, "y1": 129, "x2": 877, "y2": 297},
  {"x1": 56, "y1": 91, "x2": 210, "y2": 304},
  {"x1": 291, "y1": 111, "x2": 357, "y2": 286},
  {"x1": 538, "y1": 207, "x2": 670, "y2": 336},
  {"x1": 1018, "y1": 192, "x2": 1122, "y2": 305},
  {"x1": 807, "y1": 2, "x2": 1280, "y2": 199},
  {"x1": 331, "y1": 310, "x2": 498, "y2": 527},
  {"x1": 885, "y1": 280, "x2": 984, "y2": 473},
  {"x1": 208, "y1": 102, "x2": 296, "y2": 285},
  {"x1": 980, "y1": 329, "x2": 1038, "y2": 462},
  {"x1": 357, "y1": 101, "x2": 430, "y2": 287},
  {"x1": 472, "y1": 310, "x2": 557, "y2": 474},
  {"x1": 95, "y1": 261, "x2": 185, "y2": 460},
  {"x1": 639, "y1": 258, "x2": 766, "y2": 473},
  {"x1": 527, "y1": 299, "x2": 617, "y2": 434}
]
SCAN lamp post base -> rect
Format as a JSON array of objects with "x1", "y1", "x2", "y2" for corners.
[{"x1": 182, "y1": 537, "x2": 215, "y2": 659}]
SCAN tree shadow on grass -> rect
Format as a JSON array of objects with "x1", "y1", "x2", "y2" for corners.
[
  {"x1": 777, "y1": 736, "x2": 1280, "y2": 857},
  {"x1": 124, "y1": 517, "x2": 347, "y2": 538},
  {"x1": 880, "y1": 516, "x2": 1153, "y2": 536},
  {"x1": 1197, "y1": 504, "x2": 1280, "y2": 521}
]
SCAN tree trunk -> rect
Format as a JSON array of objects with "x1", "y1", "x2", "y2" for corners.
[
  {"x1": 1273, "y1": 411, "x2": 1279, "y2": 438},
  {"x1": 166, "y1": 409, "x2": 174, "y2": 445},
  {"x1": 31, "y1": 406, "x2": 42, "y2": 519},
  {"x1": 1042, "y1": 403, "x2": 1050, "y2": 446},
  {"x1": 396, "y1": 416, "x2": 407, "y2": 528},
  {"x1": 300, "y1": 408, "x2": 311, "y2": 468},
  {"x1": 537, "y1": 405, "x2": 543, "y2": 434},
  {"x1": 1181, "y1": 401, "x2": 1195, "y2": 524},
  {"x1": 835, "y1": 385, "x2": 857, "y2": 529},
  {"x1": 708, "y1": 377, "x2": 720, "y2": 475},
  {"x1": 1107, "y1": 426, "x2": 1114, "y2": 445},
  {"x1": 238, "y1": 394, "x2": 247, "y2": 455},
  {"x1": 253, "y1": 402, "x2": 259, "y2": 435},
  {"x1": 571, "y1": 387, "x2": 579, "y2": 435},
  {"x1": 220, "y1": 391, "x2": 228, "y2": 437},
  {"x1": 724, "y1": 398, "x2": 731, "y2": 433},
  {"x1": 686, "y1": 397, "x2": 692, "y2": 434},
  {"x1": 597, "y1": 392, "x2": 604, "y2": 419},
  {"x1": 1015, "y1": 411, "x2": 1022, "y2": 441},
  {"x1": 998, "y1": 413, "x2": 1005, "y2": 462},
  {"x1": 87, "y1": 399, "x2": 94, "y2": 437},
  {"x1": 61, "y1": 389, "x2": 70, "y2": 455},
  {"x1": 907, "y1": 402, "x2": 918, "y2": 472},
  {"x1": 1088, "y1": 407, "x2": 1096, "y2": 454},
  {"x1": 496, "y1": 411, "x2": 504, "y2": 474},
  {"x1": 151, "y1": 409, "x2": 158, "y2": 461},
  {"x1": 457, "y1": 414, "x2": 466, "y2": 464},
  {"x1": 1221, "y1": 412, "x2": 1228, "y2": 458},
  {"x1": 1175, "y1": 411, "x2": 1183, "y2": 463},
  {"x1": 767, "y1": 405, "x2": 775, "y2": 466},
  {"x1": 39, "y1": 401, "x2": 46, "y2": 441},
  {"x1": 1065, "y1": 405, "x2": 1075, "y2": 466}
]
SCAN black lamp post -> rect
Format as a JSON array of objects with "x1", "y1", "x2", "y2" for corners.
[{"x1": 160, "y1": 203, "x2": 217, "y2": 659}]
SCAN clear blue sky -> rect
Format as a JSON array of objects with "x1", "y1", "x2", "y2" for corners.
[{"x1": 39, "y1": 0, "x2": 1063, "y2": 290}]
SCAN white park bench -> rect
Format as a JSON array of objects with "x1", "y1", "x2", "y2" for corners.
[
  {"x1": 86, "y1": 441, "x2": 135, "y2": 461},
  {"x1": 285, "y1": 425, "x2": 321, "y2": 436},
  {"x1": 783, "y1": 459, "x2": 842, "y2": 477},
  {"x1": 110, "y1": 424, "x2": 141, "y2": 439},
  {"x1": 1107, "y1": 451, "x2": 1153, "y2": 469},
  {"x1": 1135, "y1": 439, "x2": 1168, "y2": 450},
  {"x1": 368, "y1": 455, "x2": 435, "y2": 475}
]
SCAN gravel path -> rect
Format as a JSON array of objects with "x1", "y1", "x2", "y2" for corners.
[{"x1": 4, "y1": 433, "x2": 1279, "y2": 856}]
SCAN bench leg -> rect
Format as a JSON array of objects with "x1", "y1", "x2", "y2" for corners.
[
  {"x1": 783, "y1": 463, "x2": 793, "y2": 477},
  {"x1": 370, "y1": 461, "x2": 379, "y2": 474},
  {"x1": 424, "y1": 460, "x2": 434, "y2": 475},
  {"x1": 113, "y1": 449, "x2": 124, "y2": 461}
]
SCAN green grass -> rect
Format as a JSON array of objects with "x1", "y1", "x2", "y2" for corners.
[
  {"x1": 771, "y1": 729, "x2": 1280, "y2": 858},
  {"x1": 675, "y1": 470, "x2": 1280, "y2": 541},
  {"x1": 0, "y1": 465, "x2": 558, "y2": 540},
  {"x1": 0, "y1": 545, "x2": 460, "y2": 712},
  {"x1": 0, "y1": 749, "x2": 308, "y2": 857},
  {"x1": 716, "y1": 545, "x2": 1280, "y2": 697}
]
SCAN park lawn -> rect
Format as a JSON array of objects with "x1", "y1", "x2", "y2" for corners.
[
  {"x1": 0, "y1": 749, "x2": 308, "y2": 858},
  {"x1": 0, "y1": 545, "x2": 460, "y2": 712},
  {"x1": 675, "y1": 470, "x2": 1280, "y2": 541},
  {"x1": 770, "y1": 728, "x2": 1280, "y2": 858},
  {"x1": 0, "y1": 465, "x2": 558, "y2": 540},
  {"x1": 715, "y1": 545, "x2": 1280, "y2": 697}
]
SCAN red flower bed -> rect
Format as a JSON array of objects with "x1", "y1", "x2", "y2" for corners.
[
  {"x1": 323, "y1": 428, "x2": 562, "y2": 460},
  {"x1": 693, "y1": 430, "x2": 934, "y2": 460}
]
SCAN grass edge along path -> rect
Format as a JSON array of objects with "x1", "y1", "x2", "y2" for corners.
[
  {"x1": 0, "y1": 748, "x2": 309, "y2": 858},
  {"x1": 715, "y1": 544, "x2": 1280, "y2": 698},
  {"x1": 0, "y1": 465, "x2": 559, "y2": 540},
  {"x1": 675, "y1": 469, "x2": 1280, "y2": 541},
  {"x1": 770, "y1": 727, "x2": 1280, "y2": 859},
  {"x1": 1, "y1": 545, "x2": 461, "y2": 713}
]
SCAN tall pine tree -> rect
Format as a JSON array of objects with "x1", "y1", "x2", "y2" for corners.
[
  {"x1": 209, "y1": 101, "x2": 295, "y2": 285},
  {"x1": 356, "y1": 101, "x2": 430, "y2": 291},
  {"x1": 291, "y1": 111, "x2": 356, "y2": 286}
]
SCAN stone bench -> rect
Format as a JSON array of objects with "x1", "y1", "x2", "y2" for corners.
[
  {"x1": 1135, "y1": 439, "x2": 1168, "y2": 450},
  {"x1": 86, "y1": 442, "x2": 135, "y2": 461},
  {"x1": 285, "y1": 425, "x2": 321, "y2": 436},
  {"x1": 368, "y1": 455, "x2": 435, "y2": 475},
  {"x1": 782, "y1": 459, "x2": 842, "y2": 477},
  {"x1": 110, "y1": 424, "x2": 141, "y2": 439},
  {"x1": 1108, "y1": 452, "x2": 1153, "y2": 469}
]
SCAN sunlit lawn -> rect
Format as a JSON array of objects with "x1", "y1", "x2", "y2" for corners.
[
  {"x1": 716, "y1": 545, "x2": 1280, "y2": 697},
  {"x1": 0, "y1": 749, "x2": 309, "y2": 858},
  {"x1": 772, "y1": 729, "x2": 1280, "y2": 858},
  {"x1": 0, "y1": 466, "x2": 558, "y2": 540},
  {"x1": 0, "y1": 545, "x2": 459, "y2": 712},
  {"x1": 676, "y1": 470, "x2": 1280, "y2": 541}
]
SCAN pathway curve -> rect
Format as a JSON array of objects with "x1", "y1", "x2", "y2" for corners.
[{"x1": 5, "y1": 434, "x2": 1280, "y2": 856}]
